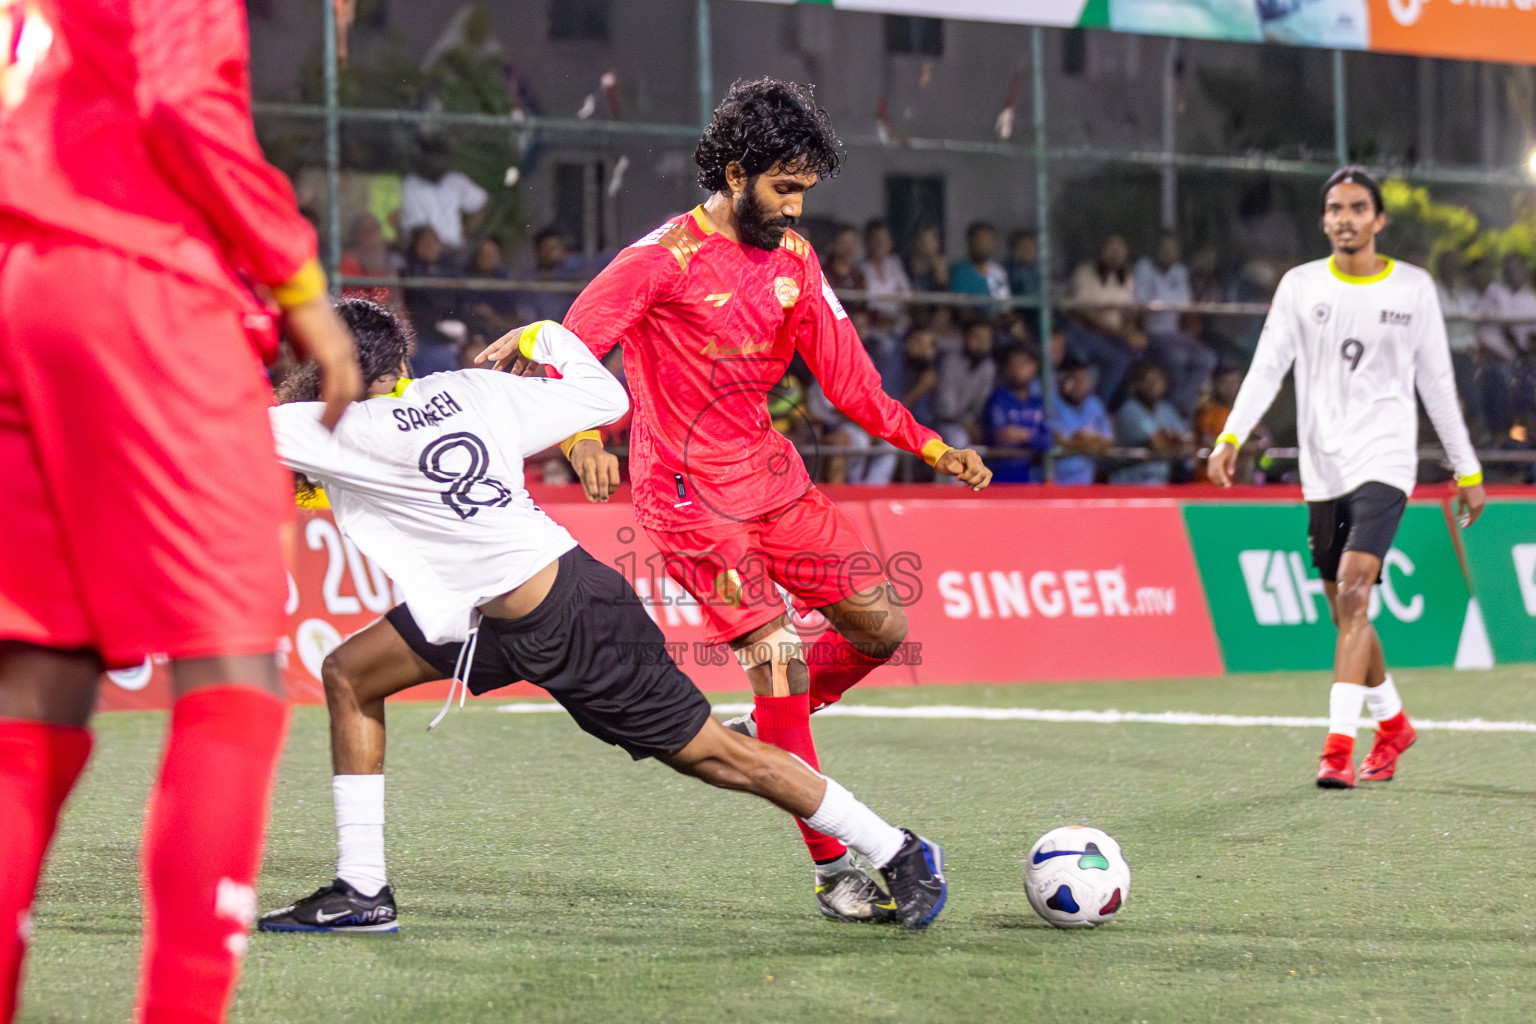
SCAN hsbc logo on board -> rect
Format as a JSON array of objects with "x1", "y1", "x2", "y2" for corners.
[
  {"x1": 1238, "y1": 547, "x2": 1424, "y2": 626},
  {"x1": 937, "y1": 567, "x2": 1177, "y2": 620}
]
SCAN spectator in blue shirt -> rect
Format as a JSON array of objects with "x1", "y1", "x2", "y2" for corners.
[
  {"x1": 984, "y1": 345, "x2": 1052, "y2": 483},
  {"x1": 950, "y1": 221, "x2": 1010, "y2": 317},
  {"x1": 1050, "y1": 359, "x2": 1113, "y2": 485},
  {"x1": 1110, "y1": 362, "x2": 1194, "y2": 485}
]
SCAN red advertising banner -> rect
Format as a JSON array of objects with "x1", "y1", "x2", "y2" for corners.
[
  {"x1": 89, "y1": 486, "x2": 1536, "y2": 710},
  {"x1": 865, "y1": 498, "x2": 1224, "y2": 684},
  {"x1": 96, "y1": 496, "x2": 1225, "y2": 710},
  {"x1": 96, "y1": 501, "x2": 914, "y2": 712}
]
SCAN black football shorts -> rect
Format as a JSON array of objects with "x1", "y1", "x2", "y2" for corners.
[
  {"x1": 1305, "y1": 481, "x2": 1408, "y2": 583},
  {"x1": 385, "y1": 546, "x2": 713, "y2": 760}
]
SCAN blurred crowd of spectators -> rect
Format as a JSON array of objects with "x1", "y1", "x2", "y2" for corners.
[
  {"x1": 300, "y1": 159, "x2": 1536, "y2": 486},
  {"x1": 798, "y1": 218, "x2": 1536, "y2": 486},
  {"x1": 797, "y1": 219, "x2": 1231, "y2": 486}
]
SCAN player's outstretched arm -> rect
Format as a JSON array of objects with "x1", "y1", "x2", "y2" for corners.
[
  {"x1": 482, "y1": 322, "x2": 630, "y2": 459},
  {"x1": 476, "y1": 329, "x2": 625, "y2": 503},
  {"x1": 792, "y1": 263, "x2": 976, "y2": 482},
  {"x1": 932, "y1": 447, "x2": 993, "y2": 491},
  {"x1": 476, "y1": 237, "x2": 673, "y2": 372},
  {"x1": 475, "y1": 331, "x2": 537, "y2": 374}
]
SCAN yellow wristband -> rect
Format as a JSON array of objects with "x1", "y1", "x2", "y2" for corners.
[
  {"x1": 272, "y1": 258, "x2": 327, "y2": 310},
  {"x1": 920, "y1": 437, "x2": 952, "y2": 468},
  {"x1": 1457, "y1": 471, "x2": 1482, "y2": 488},
  {"x1": 1216, "y1": 432, "x2": 1240, "y2": 449},
  {"x1": 560, "y1": 430, "x2": 602, "y2": 460},
  {"x1": 518, "y1": 320, "x2": 555, "y2": 360}
]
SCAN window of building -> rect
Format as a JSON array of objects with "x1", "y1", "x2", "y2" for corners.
[
  {"x1": 549, "y1": 0, "x2": 611, "y2": 42},
  {"x1": 553, "y1": 160, "x2": 607, "y2": 254},
  {"x1": 884, "y1": 15, "x2": 943, "y2": 57},
  {"x1": 885, "y1": 175, "x2": 946, "y2": 255},
  {"x1": 1062, "y1": 29, "x2": 1088, "y2": 76}
]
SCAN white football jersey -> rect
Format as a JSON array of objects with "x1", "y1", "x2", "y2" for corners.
[
  {"x1": 270, "y1": 321, "x2": 629, "y2": 643},
  {"x1": 1223, "y1": 256, "x2": 1480, "y2": 501}
]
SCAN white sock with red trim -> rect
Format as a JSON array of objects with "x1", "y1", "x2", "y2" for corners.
[
  {"x1": 1365, "y1": 674, "x2": 1404, "y2": 723},
  {"x1": 802, "y1": 778, "x2": 906, "y2": 870},
  {"x1": 1328, "y1": 683, "x2": 1368, "y2": 739}
]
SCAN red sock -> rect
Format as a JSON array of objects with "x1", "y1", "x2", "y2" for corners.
[
  {"x1": 752, "y1": 693, "x2": 846, "y2": 862},
  {"x1": 137, "y1": 687, "x2": 288, "y2": 1024},
  {"x1": 0, "y1": 720, "x2": 92, "y2": 1024},
  {"x1": 1322, "y1": 732, "x2": 1354, "y2": 759},
  {"x1": 805, "y1": 632, "x2": 887, "y2": 712}
]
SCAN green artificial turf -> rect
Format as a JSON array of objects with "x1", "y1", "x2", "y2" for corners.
[{"x1": 19, "y1": 666, "x2": 1536, "y2": 1023}]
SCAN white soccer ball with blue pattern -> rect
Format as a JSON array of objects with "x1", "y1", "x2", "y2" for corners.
[{"x1": 1024, "y1": 825, "x2": 1129, "y2": 928}]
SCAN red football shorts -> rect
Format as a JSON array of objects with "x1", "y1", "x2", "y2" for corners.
[
  {"x1": 644, "y1": 486, "x2": 886, "y2": 644},
  {"x1": 0, "y1": 222, "x2": 290, "y2": 667}
]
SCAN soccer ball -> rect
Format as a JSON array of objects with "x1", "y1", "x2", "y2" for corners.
[{"x1": 1024, "y1": 826, "x2": 1130, "y2": 929}]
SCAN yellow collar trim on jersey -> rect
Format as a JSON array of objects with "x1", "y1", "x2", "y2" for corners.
[
  {"x1": 368, "y1": 377, "x2": 414, "y2": 399},
  {"x1": 1329, "y1": 255, "x2": 1395, "y2": 285},
  {"x1": 296, "y1": 486, "x2": 331, "y2": 510},
  {"x1": 689, "y1": 205, "x2": 716, "y2": 235}
]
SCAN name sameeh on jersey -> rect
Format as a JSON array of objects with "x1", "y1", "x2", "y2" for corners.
[{"x1": 392, "y1": 391, "x2": 464, "y2": 432}]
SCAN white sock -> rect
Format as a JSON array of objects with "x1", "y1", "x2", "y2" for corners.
[
  {"x1": 333, "y1": 774, "x2": 387, "y2": 897},
  {"x1": 1365, "y1": 674, "x2": 1404, "y2": 722},
  {"x1": 1328, "y1": 682, "x2": 1368, "y2": 739},
  {"x1": 802, "y1": 777, "x2": 906, "y2": 870}
]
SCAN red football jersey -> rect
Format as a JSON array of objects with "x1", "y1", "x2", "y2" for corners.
[
  {"x1": 0, "y1": 0, "x2": 315, "y2": 335},
  {"x1": 565, "y1": 207, "x2": 943, "y2": 530}
]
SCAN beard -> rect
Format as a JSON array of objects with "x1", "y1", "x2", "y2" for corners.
[{"x1": 735, "y1": 184, "x2": 795, "y2": 251}]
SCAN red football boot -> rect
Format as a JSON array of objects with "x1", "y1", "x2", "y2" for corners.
[
  {"x1": 1359, "y1": 713, "x2": 1417, "y2": 782},
  {"x1": 1316, "y1": 733, "x2": 1356, "y2": 789}
]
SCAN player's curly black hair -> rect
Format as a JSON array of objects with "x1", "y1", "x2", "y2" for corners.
[
  {"x1": 694, "y1": 78, "x2": 844, "y2": 194},
  {"x1": 277, "y1": 299, "x2": 412, "y2": 502},
  {"x1": 276, "y1": 298, "x2": 413, "y2": 404}
]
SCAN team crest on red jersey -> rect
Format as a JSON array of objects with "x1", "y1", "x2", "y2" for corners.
[{"x1": 773, "y1": 277, "x2": 800, "y2": 309}]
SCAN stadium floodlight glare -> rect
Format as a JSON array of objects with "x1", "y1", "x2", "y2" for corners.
[{"x1": 1528, "y1": 148, "x2": 1536, "y2": 181}]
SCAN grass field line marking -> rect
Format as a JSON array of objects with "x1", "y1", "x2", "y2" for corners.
[{"x1": 493, "y1": 701, "x2": 1536, "y2": 732}]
